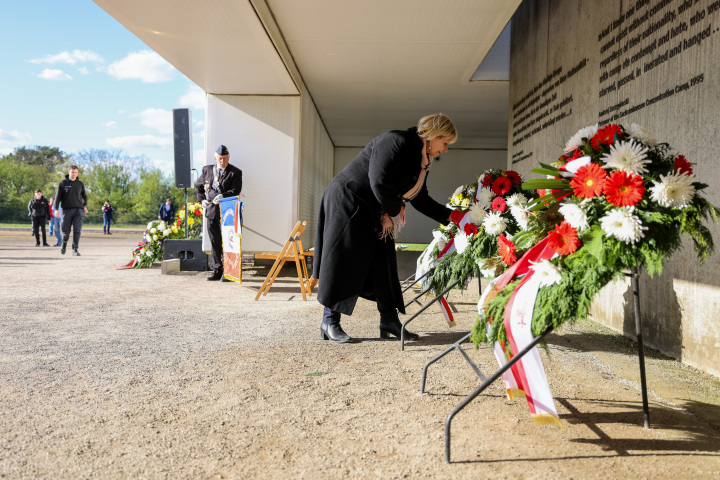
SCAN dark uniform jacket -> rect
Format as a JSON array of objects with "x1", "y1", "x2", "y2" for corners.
[
  {"x1": 313, "y1": 126, "x2": 451, "y2": 315},
  {"x1": 28, "y1": 196, "x2": 50, "y2": 218},
  {"x1": 195, "y1": 163, "x2": 243, "y2": 220}
]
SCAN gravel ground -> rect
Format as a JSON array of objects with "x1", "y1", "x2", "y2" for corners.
[{"x1": 1, "y1": 229, "x2": 720, "y2": 479}]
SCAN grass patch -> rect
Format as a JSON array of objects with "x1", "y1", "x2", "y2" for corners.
[
  {"x1": 305, "y1": 371, "x2": 329, "y2": 377},
  {"x1": 395, "y1": 243, "x2": 429, "y2": 252}
]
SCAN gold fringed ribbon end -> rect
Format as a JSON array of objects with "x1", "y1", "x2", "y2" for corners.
[
  {"x1": 506, "y1": 388, "x2": 526, "y2": 400},
  {"x1": 446, "y1": 320, "x2": 456, "y2": 328},
  {"x1": 531, "y1": 413, "x2": 564, "y2": 430}
]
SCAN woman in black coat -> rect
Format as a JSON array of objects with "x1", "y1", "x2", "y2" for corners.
[{"x1": 313, "y1": 114, "x2": 457, "y2": 343}]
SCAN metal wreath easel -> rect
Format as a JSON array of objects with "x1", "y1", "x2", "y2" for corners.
[{"x1": 403, "y1": 266, "x2": 651, "y2": 463}]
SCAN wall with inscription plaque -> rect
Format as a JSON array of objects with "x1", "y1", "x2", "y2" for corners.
[{"x1": 509, "y1": 0, "x2": 720, "y2": 376}]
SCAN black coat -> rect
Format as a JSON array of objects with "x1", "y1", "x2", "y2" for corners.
[
  {"x1": 313, "y1": 126, "x2": 451, "y2": 315},
  {"x1": 28, "y1": 196, "x2": 50, "y2": 218},
  {"x1": 195, "y1": 163, "x2": 243, "y2": 220}
]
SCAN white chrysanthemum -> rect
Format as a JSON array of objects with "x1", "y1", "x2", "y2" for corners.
[
  {"x1": 468, "y1": 203, "x2": 487, "y2": 226},
  {"x1": 144, "y1": 234, "x2": 152, "y2": 243},
  {"x1": 477, "y1": 259, "x2": 496, "y2": 278},
  {"x1": 454, "y1": 231, "x2": 470, "y2": 255},
  {"x1": 152, "y1": 235, "x2": 158, "y2": 241},
  {"x1": 510, "y1": 205, "x2": 530, "y2": 230},
  {"x1": 150, "y1": 227, "x2": 157, "y2": 234},
  {"x1": 626, "y1": 123, "x2": 657, "y2": 146},
  {"x1": 558, "y1": 202, "x2": 589, "y2": 232},
  {"x1": 147, "y1": 221, "x2": 154, "y2": 230},
  {"x1": 145, "y1": 250, "x2": 153, "y2": 257},
  {"x1": 529, "y1": 260, "x2": 563, "y2": 288},
  {"x1": 601, "y1": 139, "x2": 651, "y2": 174},
  {"x1": 478, "y1": 187, "x2": 494, "y2": 208},
  {"x1": 163, "y1": 229, "x2": 171, "y2": 236},
  {"x1": 564, "y1": 124, "x2": 599, "y2": 152},
  {"x1": 483, "y1": 211, "x2": 507, "y2": 236},
  {"x1": 158, "y1": 221, "x2": 166, "y2": 230},
  {"x1": 599, "y1": 207, "x2": 647, "y2": 244},
  {"x1": 649, "y1": 173, "x2": 696, "y2": 208},
  {"x1": 432, "y1": 229, "x2": 448, "y2": 251},
  {"x1": 506, "y1": 193, "x2": 528, "y2": 208}
]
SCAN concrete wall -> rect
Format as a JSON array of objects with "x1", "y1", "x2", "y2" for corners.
[
  {"x1": 334, "y1": 147, "x2": 507, "y2": 243},
  {"x1": 509, "y1": 0, "x2": 720, "y2": 376}
]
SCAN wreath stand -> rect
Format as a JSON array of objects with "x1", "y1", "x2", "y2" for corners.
[{"x1": 408, "y1": 266, "x2": 650, "y2": 463}]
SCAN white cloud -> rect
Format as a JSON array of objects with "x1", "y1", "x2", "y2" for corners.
[
  {"x1": 133, "y1": 108, "x2": 172, "y2": 135},
  {"x1": 106, "y1": 134, "x2": 171, "y2": 149},
  {"x1": 77, "y1": 66, "x2": 90, "y2": 75},
  {"x1": 30, "y1": 49, "x2": 104, "y2": 65},
  {"x1": 38, "y1": 68, "x2": 72, "y2": 80},
  {"x1": 107, "y1": 50, "x2": 177, "y2": 83},
  {"x1": 103, "y1": 121, "x2": 117, "y2": 129},
  {"x1": 178, "y1": 84, "x2": 206, "y2": 110},
  {"x1": 0, "y1": 128, "x2": 32, "y2": 144}
]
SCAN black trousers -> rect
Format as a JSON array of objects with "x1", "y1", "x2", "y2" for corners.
[
  {"x1": 207, "y1": 215, "x2": 223, "y2": 271},
  {"x1": 32, "y1": 217, "x2": 47, "y2": 245},
  {"x1": 61, "y1": 208, "x2": 84, "y2": 250}
]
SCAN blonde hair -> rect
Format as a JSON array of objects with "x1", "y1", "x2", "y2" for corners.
[{"x1": 417, "y1": 113, "x2": 457, "y2": 143}]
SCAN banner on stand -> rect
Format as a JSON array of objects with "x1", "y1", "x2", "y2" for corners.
[{"x1": 219, "y1": 197, "x2": 243, "y2": 283}]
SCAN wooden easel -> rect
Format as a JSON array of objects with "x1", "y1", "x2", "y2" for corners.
[{"x1": 254, "y1": 221, "x2": 316, "y2": 301}]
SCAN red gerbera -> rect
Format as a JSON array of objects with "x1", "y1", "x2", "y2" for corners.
[
  {"x1": 195, "y1": 209, "x2": 202, "y2": 216},
  {"x1": 492, "y1": 176, "x2": 512, "y2": 196},
  {"x1": 570, "y1": 162, "x2": 607, "y2": 199},
  {"x1": 498, "y1": 234, "x2": 517, "y2": 265},
  {"x1": 505, "y1": 170, "x2": 521, "y2": 186},
  {"x1": 674, "y1": 155, "x2": 693, "y2": 176},
  {"x1": 568, "y1": 148, "x2": 584, "y2": 161},
  {"x1": 464, "y1": 223, "x2": 479, "y2": 236},
  {"x1": 491, "y1": 196, "x2": 507, "y2": 213},
  {"x1": 603, "y1": 170, "x2": 645, "y2": 207},
  {"x1": 591, "y1": 124, "x2": 623, "y2": 150},
  {"x1": 547, "y1": 221, "x2": 581, "y2": 256},
  {"x1": 482, "y1": 173, "x2": 494, "y2": 187}
]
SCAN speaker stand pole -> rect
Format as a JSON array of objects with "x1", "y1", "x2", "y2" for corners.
[{"x1": 184, "y1": 188, "x2": 189, "y2": 239}]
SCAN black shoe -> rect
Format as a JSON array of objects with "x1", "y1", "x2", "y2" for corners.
[
  {"x1": 320, "y1": 323, "x2": 352, "y2": 343},
  {"x1": 207, "y1": 270, "x2": 223, "y2": 281},
  {"x1": 60, "y1": 242, "x2": 67, "y2": 254},
  {"x1": 43, "y1": 243, "x2": 51, "y2": 247},
  {"x1": 35, "y1": 243, "x2": 40, "y2": 247},
  {"x1": 72, "y1": 250, "x2": 80, "y2": 256},
  {"x1": 379, "y1": 321, "x2": 419, "y2": 341}
]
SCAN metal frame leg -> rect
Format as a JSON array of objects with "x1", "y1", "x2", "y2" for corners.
[
  {"x1": 400, "y1": 279, "x2": 462, "y2": 351},
  {"x1": 444, "y1": 327, "x2": 552, "y2": 463},
  {"x1": 420, "y1": 333, "x2": 488, "y2": 394},
  {"x1": 631, "y1": 266, "x2": 650, "y2": 428}
]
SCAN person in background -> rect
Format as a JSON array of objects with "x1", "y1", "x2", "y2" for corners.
[
  {"x1": 102, "y1": 200, "x2": 114, "y2": 235},
  {"x1": 28, "y1": 189, "x2": 51, "y2": 247},
  {"x1": 158, "y1": 198, "x2": 175, "y2": 223},
  {"x1": 54, "y1": 165, "x2": 88, "y2": 256},
  {"x1": 313, "y1": 113, "x2": 457, "y2": 343},
  {"x1": 48, "y1": 197, "x2": 62, "y2": 246},
  {"x1": 195, "y1": 145, "x2": 243, "y2": 281}
]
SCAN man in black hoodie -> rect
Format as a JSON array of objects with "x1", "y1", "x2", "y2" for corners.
[
  {"x1": 54, "y1": 165, "x2": 88, "y2": 256},
  {"x1": 27, "y1": 189, "x2": 51, "y2": 247}
]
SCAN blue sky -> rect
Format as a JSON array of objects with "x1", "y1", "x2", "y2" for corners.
[{"x1": 0, "y1": 1, "x2": 206, "y2": 176}]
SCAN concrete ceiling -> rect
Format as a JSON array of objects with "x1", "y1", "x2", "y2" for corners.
[{"x1": 93, "y1": 0, "x2": 519, "y2": 149}]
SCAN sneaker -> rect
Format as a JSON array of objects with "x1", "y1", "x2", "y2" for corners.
[{"x1": 72, "y1": 250, "x2": 80, "y2": 256}]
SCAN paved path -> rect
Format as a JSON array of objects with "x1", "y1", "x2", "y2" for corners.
[{"x1": 1, "y1": 230, "x2": 719, "y2": 479}]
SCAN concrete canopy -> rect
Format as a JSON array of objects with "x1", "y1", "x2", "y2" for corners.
[{"x1": 93, "y1": 0, "x2": 520, "y2": 150}]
